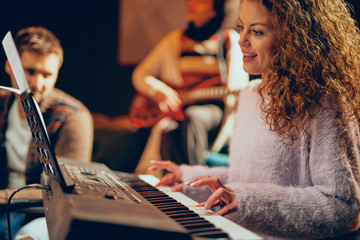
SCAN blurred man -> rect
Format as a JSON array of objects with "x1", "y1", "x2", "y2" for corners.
[{"x1": 0, "y1": 26, "x2": 93, "y2": 239}]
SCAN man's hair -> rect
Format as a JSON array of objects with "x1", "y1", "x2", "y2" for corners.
[
  {"x1": 213, "y1": 0, "x2": 226, "y2": 27},
  {"x1": 14, "y1": 26, "x2": 64, "y2": 67}
]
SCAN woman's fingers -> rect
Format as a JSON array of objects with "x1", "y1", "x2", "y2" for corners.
[
  {"x1": 155, "y1": 172, "x2": 177, "y2": 187},
  {"x1": 188, "y1": 176, "x2": 238, "y2": 215},
  {"x1": 204, "y1": 188, "x2": 227, "y2": 209},
  {"x1": 186, "y1": 175, "x2": 223, "y2": 191},
  {"x1": 214, "y1": 201, "x2": 238, "y2": 216},
  {"x1": 202, "y1": 188, "x2": 237, "y2": 214},
  {"x1": 149, "y1": 160, "x2": 175, "y2": 172},
  {"x1": 170, "y1": 183, "x2": 184, "y2": 192},
  {"x1": 186, "y1": 175, "x2": 211, "y2": 185},
  {"x1": 149, "y1": 160, "x2": 183, "y2": 187}
]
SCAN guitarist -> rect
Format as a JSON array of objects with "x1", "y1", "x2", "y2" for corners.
[{"x1": 132, "y1": 0, "x2": 248, "y2": 166}]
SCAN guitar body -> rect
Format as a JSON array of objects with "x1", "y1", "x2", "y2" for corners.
[
  {"x1": 128, "y1": 94, "x2": 184, "y2": 128},
  {"x1": 128, "y1": 83, "x2": 236, "y2": 128}
]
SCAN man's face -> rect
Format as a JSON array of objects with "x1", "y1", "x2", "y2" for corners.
[{"x1": 6, "y1": 51, "x2": 60, "y2": 103}]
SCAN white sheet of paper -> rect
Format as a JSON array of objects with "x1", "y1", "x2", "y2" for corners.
[
  {"x1": 2, "y1": 31, "x2": 50, "y2": 142},
  {"x1": 2, "y1": 31, "x2": 29, "y2": 92},
  {"x1": 0, "y1": 85, "x2": 21, "y2": 95}
]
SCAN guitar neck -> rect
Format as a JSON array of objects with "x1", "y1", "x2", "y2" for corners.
[{"x1": 179, "y1": 86, "x2": 232, "y2": 104}]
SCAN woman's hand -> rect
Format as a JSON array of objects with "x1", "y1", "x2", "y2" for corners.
[
  {"x1": 186, "y1": 175, "x2": 238, "y2": 216},
  {"x1": 148, "y1": 160, "x2": 184, "y2": 191}
]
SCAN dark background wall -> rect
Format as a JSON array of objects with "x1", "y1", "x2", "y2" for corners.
[
  {"x1": 0, "y1": 1, "x2": 135, "y2": 116},
  {"x1": 0, "y1": 0, "x2": 358, "y2": 117}
]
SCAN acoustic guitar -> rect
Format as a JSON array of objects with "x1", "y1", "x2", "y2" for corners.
[{"x1": 128, "y1": 85, "x2": 239, "y2": 128}]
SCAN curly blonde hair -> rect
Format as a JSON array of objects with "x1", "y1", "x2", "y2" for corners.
[{"x1": 257, "y1": 0, "x2": 360, "y2": 143}]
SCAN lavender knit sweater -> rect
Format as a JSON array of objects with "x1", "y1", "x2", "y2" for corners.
[{"x1": 181, "y1": 80, "x2": 360, "y2": 239}]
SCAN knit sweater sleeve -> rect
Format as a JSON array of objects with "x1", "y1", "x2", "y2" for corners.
[{"x1": 226, "y1": 107, "x2": 360, "y2": 239}]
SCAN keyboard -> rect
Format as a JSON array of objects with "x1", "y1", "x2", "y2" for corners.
[
  {"x1": 43, "y1": 159, "x2": 261, "y2": 240},
  {"x1": 115, "y1": 171, "x2": 231, "y2": 239},
  {"x1": 65, "y1": 164, "x2": 141, "y2": 203},
  {"x1": 135, "y1": 174, "x2": 262, "y2": 240}
]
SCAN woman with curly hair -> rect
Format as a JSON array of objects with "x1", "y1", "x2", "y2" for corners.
[{"x1": 149, "y1": 0, "x2": 360, "y2": 238}]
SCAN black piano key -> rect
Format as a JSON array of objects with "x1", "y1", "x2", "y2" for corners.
[
  {"x1": 132, "y1": 186, "x2": 155, "y2": 190},
  {"x1": 183, "y1": 222, "x2": 215, "y2": 230},
  {"x1": 128, "y1": 183, "x2": 149, "y2": 188},
  {"x1": 156, "y1": 202, "x2": 186, "y2": 207},
  {"x1": 155, "y1": 201, "x2": 184, "y2": 205},
  {"x1": 155, "y1": 203, "x2": 186, "y2": 208},
  {"x1": 135, "y1": 188, "x2": 162, "y2": 192},
  {"x1": 146, "y1": 199, "x2": 178, "y2": 204},
  {"x1": 140, "y1": 190, "x2": 166, "y2": 194},
  {"x1": 164, "y1": 210, "x2": 196, "y2": 216},
  {"x1": 189, "y1": 227, "x2": 227, "y2": 235},
  {"x1": 166, "y1": 212, "x2": 199, "y2": 219},
  {"x1": 175, "y1": 217, "x2": 206, "y2": 223},
  {"x1": 147, "y1": 198, "x2": 178, "y2": 204},
  {"x1": 143, "y1": 195, "x2": 172, "y2": 200},
  {"x1": 141, "y1": 193, "x2": 170, "y2": 197},
  {"x1": 158, "y1": 206, "x2": 189, "y2": 212},
  {"x1": 152, "y1": 203, "x2": 183, "y2": 208},
  {"x1": 136, "y1": 191, "x2": 164, "y2": 195},
  {"x1": 193, "y1": 231, "x2": 229, "y2": 239},
  {"x1": 143, "y1": 195, "x2": 169, "y2": 200}
]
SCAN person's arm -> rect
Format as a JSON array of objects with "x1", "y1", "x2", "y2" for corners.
[
  {"x1": 54, "y1": 109, "x2": 93, "y2": 162},
  {"x1": 132, "y1": 31, "x2": 182, "y2": 113},
  {"x1": 223, "y1": 109, "x2": 360, "y2": 239}
]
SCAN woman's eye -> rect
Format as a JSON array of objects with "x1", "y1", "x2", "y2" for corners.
[
  {"x1": 253, "y1": 30, "x2": 263, "y2": 36},
  {"x1": 237, "y1": 24, "x2": 244, "y2": 30}
]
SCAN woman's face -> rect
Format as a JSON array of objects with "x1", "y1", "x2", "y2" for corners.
[
  {"x1": 186, "y1": 0, "x2": 217, "y2": 27},
  {"x1": 238, "y1": 0, "x2": 275, "y2": 75}
]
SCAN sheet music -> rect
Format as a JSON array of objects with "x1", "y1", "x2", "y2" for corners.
[
  {"x1": 2, "y1": 31, "x2": 29, "y2": 92},
  {"x1": 0, "y1": 85, "x2": 21, "y2": 95}
]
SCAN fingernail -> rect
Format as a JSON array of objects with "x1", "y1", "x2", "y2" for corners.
[
  {"x1": 204, "y1": 203, "x2": 210, "y2": 210},
  {"x1": 189, "y1": 182, "x2": 197, "y2": 187}
]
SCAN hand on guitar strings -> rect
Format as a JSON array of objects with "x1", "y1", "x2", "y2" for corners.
[
  {"x1": 186, "y1": 175, "x2": 238, "y2": 216},
  {"x1": 152, "y1": 85, "x2": 182, "y2": 114},
  {"x1": 149, "y1": 160, "x2": 184, "y2": 192}
]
